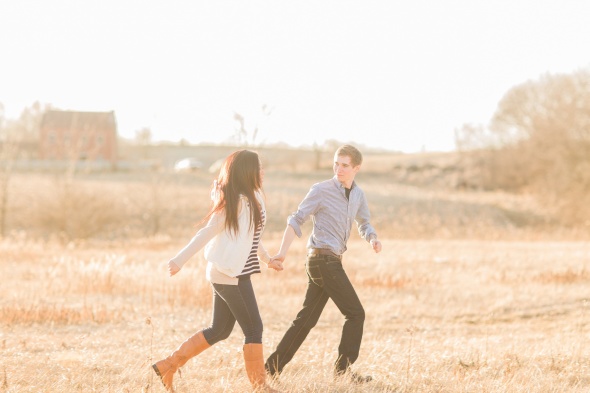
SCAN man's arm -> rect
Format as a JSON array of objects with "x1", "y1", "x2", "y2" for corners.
[
  {"x1": 356, "y1": 191, "x2": 382, "y2": 253},
  {"x1": 272, "y1": 225, "x2": 297, "y2": 263},
  {"x1": 271, "y1": 183, "x2": 321, "y2": 264}
]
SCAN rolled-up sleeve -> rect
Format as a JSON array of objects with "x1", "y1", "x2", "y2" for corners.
[{"x1": 287, "y1": 184, "x2": 321, "y2": 238}]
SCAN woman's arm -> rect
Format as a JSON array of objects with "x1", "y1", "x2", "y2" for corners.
[
  {"x1": 257, "y1": 240, "x2": 271, "y2": 265},
  {"x1": 168, "y1": 212, "x2": 224, "y2": 274}
]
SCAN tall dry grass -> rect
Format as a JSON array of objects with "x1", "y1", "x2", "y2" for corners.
[
  {"x1": 2, "y1": 235, "x2": 590, "y2": 392},
  {"x1": 2, "y1": 154, "x2": 590, "y2": 391}
]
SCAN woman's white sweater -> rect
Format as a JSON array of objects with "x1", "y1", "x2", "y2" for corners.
[{"x1": 170, "y1": 192, "x2": 271, "y2": 285}]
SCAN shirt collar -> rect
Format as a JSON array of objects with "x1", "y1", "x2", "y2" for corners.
[{"x1": 331, "y1": 176, "x2": 356, "y2": 190}]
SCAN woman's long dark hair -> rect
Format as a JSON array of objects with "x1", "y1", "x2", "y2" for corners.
[{"x1": 203, "y1": 150, "x2": 263, "y2": 236}]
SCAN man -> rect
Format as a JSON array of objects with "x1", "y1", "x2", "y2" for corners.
[{"x1": 266, "y1": 144, "x2": 382, "y2": 383}]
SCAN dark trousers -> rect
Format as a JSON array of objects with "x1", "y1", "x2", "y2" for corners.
[
  {"x1": 202, "y1": 275, "x2": 263, "y2": 345},
  {"x1": 266, "y1": 255, "x2": 365, "y2": 374}
]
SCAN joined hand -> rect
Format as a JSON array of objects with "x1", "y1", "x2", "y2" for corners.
[{"x1": 268, "y1": 258, "x2": 284, "y2": 271}]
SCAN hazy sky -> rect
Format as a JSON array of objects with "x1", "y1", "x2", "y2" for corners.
[{"x1": 1, "y1": 1, "x2": 589, "y2": 152}]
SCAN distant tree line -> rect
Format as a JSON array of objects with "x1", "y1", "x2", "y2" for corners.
[
  {"x1": 3, "y1": 68, "x2": 590, "y2": 236},
  {"x1": 456, "y1": 68, "x2": 590, "y2": 225}
]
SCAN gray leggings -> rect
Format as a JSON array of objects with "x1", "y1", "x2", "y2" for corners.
[{"x1": 202, "y1": 275, "x2": 263, "y2": 345}]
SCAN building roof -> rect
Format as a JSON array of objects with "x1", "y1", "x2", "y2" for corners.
[{"x1": 41, "y1": 110, "x2": 117, "y2": 130}]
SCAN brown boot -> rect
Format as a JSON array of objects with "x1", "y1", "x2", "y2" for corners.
[
  {"x1": 152, "y1": 330, "x2": 211, "y2": 391},
  {"x1": 243, "y1": 343, "x2": 280, "y2": 392}
]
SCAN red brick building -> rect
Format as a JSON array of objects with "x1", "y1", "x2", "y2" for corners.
[{"x1": 39, "y1": 110, "x2": 118, "y2": 163}]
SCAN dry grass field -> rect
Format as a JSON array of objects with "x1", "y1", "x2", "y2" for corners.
[
  {"x1": 2, "y1": 237, "x2": 590, "y2": 392},
  {"x1": 2, "y1": 148, "x2": 590, "y2": 392}
]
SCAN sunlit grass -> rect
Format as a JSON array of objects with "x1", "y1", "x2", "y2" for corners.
[
  {"x1": 2, "y1": 236, "x2": 590, "y2": 392},
  {"x1": 2, "y1": 153, "x2": 589, "y2": 391}
]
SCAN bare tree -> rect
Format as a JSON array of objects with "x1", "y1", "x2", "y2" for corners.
[
  {"x1": 135, "y1": 127, "x2": 153, "y2": 160},
  {"x1": 232, "y1": 104, "x2": 273, "y2": 146},
  {"x1": 233, "y1": 112, "x2": 249, "y2": 146},
  {"x1": 468, "y1": 69, "x2": 590, "y2": 223}
]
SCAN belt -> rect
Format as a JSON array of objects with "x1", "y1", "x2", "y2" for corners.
[{"x1": 308, "y1": 248, "x2": 342, "y2": 260}]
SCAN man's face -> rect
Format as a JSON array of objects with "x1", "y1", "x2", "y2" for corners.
[{"x1": 333, "y1": 154, "x2": 360, "y2": 186}]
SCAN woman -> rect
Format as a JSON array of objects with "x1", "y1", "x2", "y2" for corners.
[{"x1": 152, "y1": 150, "x2": 282, "y2": 392}]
